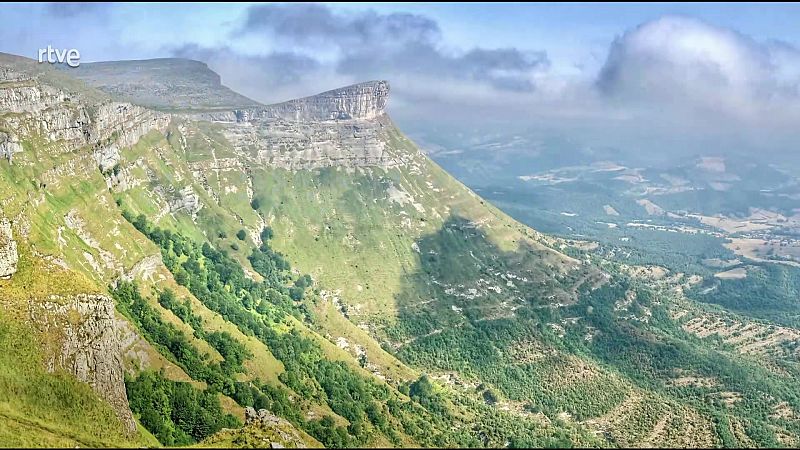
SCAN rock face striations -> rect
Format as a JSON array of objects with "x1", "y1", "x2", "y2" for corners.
[
  {"x1": 198, "y1": 80, "x2": 390, "y2": 123},
  {"x1": 0, "y1": 55, "x2": 407, "y2": 441},
  {"x1": 0, "y1": 53, "x2": 170, "y2": 172},
  {"x1": 253, "y1": 80, "x2": 390, "y2": 122},
  {"x1": 0, "y1": 55, "x2": 170, "y2": 175},
  {"x1": 29, "y1": 294, "x2": 137, "y2": 435},
  {"x1": 194, "y1": 81, "x2": 405, "y2": 170},
  {"x1": 0, "y1": 53, "x2": 170, "y2": 434}
]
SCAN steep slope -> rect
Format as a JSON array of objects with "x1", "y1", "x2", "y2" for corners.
[
  {"x1": 1, "y1": 53, "x2": 799, "y2": 448},
  {"x1": 91, "y1": 63, "x2": 800, "y2": 448}
]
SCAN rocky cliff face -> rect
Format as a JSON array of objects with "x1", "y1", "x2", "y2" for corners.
[
  {"x1": 0, "y1": 218, "x2": 17, "y2": 279},
  {"x1": 0, "y1": 54, "x2": 172, "y2": 434},
  {"x1": 28, "y1": 294, "x2": 137, "y2": 435},
  {"x1": 219, "y1": 115, "x2": 403, "y2": 170},
  {"x1": 190, "y1": 81, "x2": 404, "y2": 170},
  {"x1": 255, "y1": 80, "x2": 390, "y2": 122},
  {"x1": 0, "y1": 131, "x2": 22, "y2": 162},
  {"x1": 198, "y1": 80, "x2": 389, "y2": 123},
  {"x1": 0, "y1": 55, "x2": 170, "y2": 172}
]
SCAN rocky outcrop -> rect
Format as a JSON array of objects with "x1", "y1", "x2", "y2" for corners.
[
  {"x1": 220, "y1": 116, "x2": 403, "y2": 170},
  {"x1": 256, "y1": 80, "x2": 389, "y2": 122},
  {"x1": 198, "y1": 81, "x2": 390, "y2": 123},
  {"x1": 0, "y1": 131, "x2": 22, "y2": 162},
  {"x1": 167, "y1": 185, "x2": 203, "y2": 217},
  {"x1": 0, "y1": 55, "x2": 170, "y2": 172},
  {"x1": 0, "y1": 217, "x2": 18, "y2": 279},
  {"x1": 244, "y1": 407, "x2": 282, "y2": 427},
  {"x1": 201, "y1": 407, "x2": 319, "y2": 448},
  {"x1": 197, "y1": 81, "x2": 402, "y2": 170},
  {"x1": 29, "y1": 294, "x2": 137, "y2": 435}
]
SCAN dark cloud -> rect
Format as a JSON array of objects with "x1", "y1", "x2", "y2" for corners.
[
  {"x1": 233, "y1": 3, "x2": 547, "y2": 94},
  {"x1": 239, "y1": 3, "x2": 440, "y2": 48}
]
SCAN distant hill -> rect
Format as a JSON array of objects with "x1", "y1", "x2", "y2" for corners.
[{"x1": 71, "y1": 58, "x2": 262, "y2": 111}]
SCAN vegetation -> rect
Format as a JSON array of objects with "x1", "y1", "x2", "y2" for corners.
[
  {"x1": 123, "y1": 212, "x2": 602, "y2": 447},
  {"x1": 0, "y1": 313, "x2": 155, "y2": 448},
  {"x1": 692, "y1": 264, "x2": 800, "y2": 327},
  {"x1": 126, "y1": 370, "x2": 240, "y2": 446}
]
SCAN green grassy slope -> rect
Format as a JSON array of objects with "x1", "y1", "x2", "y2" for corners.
[{"x1": 1, "y1": 55, "x2": 799, "y2": 447}]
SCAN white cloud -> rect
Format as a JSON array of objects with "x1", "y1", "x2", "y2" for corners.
[{"x1": 596, "y1": 16, "x2": 800, "y2": 127}]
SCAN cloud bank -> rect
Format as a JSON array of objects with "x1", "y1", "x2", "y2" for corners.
[
  {"x1": 174, "y1": 3, "x2": 552, "y2": 110},
  {"x1": 2, "y1": 4, "x2": 799, "y2": 160},
  {"x1": 597, "y1": 16, "x2": 800, "y2": 129}
]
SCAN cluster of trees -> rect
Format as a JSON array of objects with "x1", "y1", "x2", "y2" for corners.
[
  {"x1": 121, "y1": 212, "x2": 613, "y2": 447},
  {"x1": 157, "y1": 288, "x2": 252, "y2": 376},
  {"x1": 112, "y1": 281, "x2": 246, "y2": 395},
  {"x1": 692, "y1": 264, "x2": 800, "y2": 327},
  {"x1": 578, "y1": 277, "x2": 800, "y2": 447},
  {"x1": 123, "y1": 213, "x2": 399, "y2": 446},
  {"x1": 126, "y1": 370, "x2": 240, "y2": 446}
]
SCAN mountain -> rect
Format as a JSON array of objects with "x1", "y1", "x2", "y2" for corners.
[
  {"x1": 71, "y1": 58, "x2": 262, "y2": 112},
  {"x1": 1, "y1": 54, "x2": 799, "y2": 448}
]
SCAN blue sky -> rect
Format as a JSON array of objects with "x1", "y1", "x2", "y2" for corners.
[
  {"x1": 3, "y1": 2, "x2": 800, "y2": 156},
  {"x1": 340, "y1": 3, "x2": 800, "y2": 71},
  {"x1": 7, "y1": 3, "x2": 800, "y2": 76}
]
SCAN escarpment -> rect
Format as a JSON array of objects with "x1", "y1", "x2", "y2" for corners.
[
  {"x1": 28, "y1": 294, "x2": 137, "y2": 434},
  {"x1": 1, "y1": 54, "x2": 171, "y2": 432},
  {"x1": 191, "y1": 81, "x2": 405, "y2": 170},
  {"x1": 250, "y1": 80, "x2": 389, "y2": 122},
  {"x1": 0, "y1": 54, "x2": 170, "y2": 173}
]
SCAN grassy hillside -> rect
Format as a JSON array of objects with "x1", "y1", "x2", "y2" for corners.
[
  {"x1": 0, "y1": 311, "x2": 158, "y2": 448},
  {"x1": 1, "y1": 55, "x2": 799, "y2": 447}
]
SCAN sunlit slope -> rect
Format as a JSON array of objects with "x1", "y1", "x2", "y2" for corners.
[{"x1": 3, "y1": 53, "x2": 799, "y2": 447}]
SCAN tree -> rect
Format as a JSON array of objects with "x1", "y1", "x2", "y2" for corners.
[
  {"x1": 236, "y1": 229, "x2": 247, "y2": 241},
  {"x1": 260, "y1": 226, "x2": 274, "y2": 241}
]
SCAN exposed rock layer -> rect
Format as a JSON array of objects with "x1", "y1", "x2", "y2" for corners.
[
  {"x1": 195, "y1": 80, "x2": 390, "y2": 123},
  {"x1": 28, "y1": 294, "x2": 137, "y2": 435},
  {"x1": 0, "y1": 218, "x2": 17, "y2": 279}
]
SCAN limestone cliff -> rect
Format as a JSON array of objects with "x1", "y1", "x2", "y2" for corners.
[
  {"x1": 28, "y1": 294, "x2": 137, "y2": 435},
  {"x1": 0, "y1": 53, "x2": 172, "y2": 432},
  {"x1": 189, "y1": 81, "x2": 403, "y2": 170},
  {"x1": 253, "y1": 80, "x2": 390, "y2": 122},
  {"x1": 0, "y1": 53, "x2": 170, "y2": 172},
  {"x1": 198, "y1": 80, "x2": 390, "y2": 123}
]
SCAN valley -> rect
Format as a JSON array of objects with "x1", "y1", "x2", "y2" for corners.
[{"x1": 0, "y1": 50, "x2": 799, "y2": 449}]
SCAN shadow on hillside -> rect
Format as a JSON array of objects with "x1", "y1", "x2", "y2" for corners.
[{"x1": 385, "y1": 215, "x2": 589, "y2": 362}]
